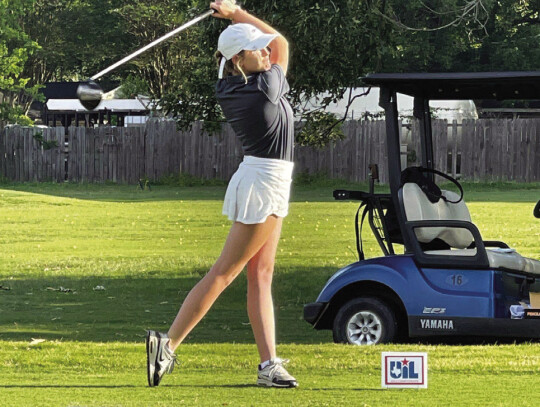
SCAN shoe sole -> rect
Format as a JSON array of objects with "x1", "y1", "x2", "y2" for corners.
[
  {"x1": 146, "y1": 330, "x2": 158, "y2": 387},
  {"x1": 257, "y1": 378, "x2": 298, "y2": 388}
]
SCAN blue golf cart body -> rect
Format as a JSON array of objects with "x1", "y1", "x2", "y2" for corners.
[{"x1": 304, "y1": 72, "x2": 540, "y2": 344}]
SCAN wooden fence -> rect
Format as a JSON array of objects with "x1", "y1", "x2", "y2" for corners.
[
  {"x1": 1, "y1": 118, "x2": 539, "y2": 184},
  {"x1": 0, "y1": 126, "x2": 65, "y2": 182}
]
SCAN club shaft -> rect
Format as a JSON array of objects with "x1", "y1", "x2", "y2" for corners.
[{"x1": 91, "y1": 10, "x2": 214, "y2": 81}]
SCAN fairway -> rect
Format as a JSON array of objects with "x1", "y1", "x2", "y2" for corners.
[{"x1": 0, "y1": 182, "x2": 539, "y2": 406}]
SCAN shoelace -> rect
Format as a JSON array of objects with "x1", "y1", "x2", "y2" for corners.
[
  {"x1": 273, "y1": 357, "x2": 289, "y2": 366},
  {"x1": 268, "y1": 358, "x2": 291, "y2": 378},
  {"x1": 162, "y1": 341, "x2": 180, "y2": 374},
  {"x1": 166, "y1": 354, "x2": 180, "y2": 374}
]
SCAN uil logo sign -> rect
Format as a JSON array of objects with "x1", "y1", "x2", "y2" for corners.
[{"x1": 381, "y1": 352, "x2": 428, "y2": 388}]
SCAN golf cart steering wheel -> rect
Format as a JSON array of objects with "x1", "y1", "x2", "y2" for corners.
[
  {"x1": 401, "y1": 166, "x2": 464, "y2": 204},
  {"x1": 535, "y1": 200, "x2": 540, "y2": 219}
]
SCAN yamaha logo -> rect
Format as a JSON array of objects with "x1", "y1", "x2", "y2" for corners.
[{"x1": 420, "y1": 319, "x2": 455, "y2": 330}]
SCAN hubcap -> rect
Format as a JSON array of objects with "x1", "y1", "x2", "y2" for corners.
[{"x1": 346, "y1": 310, "x2": 383, "y2": 345}]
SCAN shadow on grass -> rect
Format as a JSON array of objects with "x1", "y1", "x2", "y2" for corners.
[
  {"x1": 409, "y1": 336, "x2": 540, "y2": 345},
  {"x1": 0, "y1": 384, "x2": 385, "y2": 391},
  {"x1": 0, "y1": 270, "x2": 334, "y2": 345},
  {"x1": 3, "y1": 272, "x2": 538, "y2": 347},
  {"x1": 0, "y1": 182, "x2": 345, "y2": 203},
  {"x1": 0, "y1": 182, "x2": 357, "y2": 203},
  {"x1": 162, "y1": 385, "x2": 384, "y2": 391},
  {"x1": 0, "y1": 385, "x2": 137, "y2": 389},
  {"x1": 0, "y1": 181, "x2": 538, "y2": 205},
  {"x1": 0, "y1": 183, "x2": 227, "y2": 203}
]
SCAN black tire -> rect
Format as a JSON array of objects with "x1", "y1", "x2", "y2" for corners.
[{"x1": 333, "y1": 297, "x2": 398, "y2": 345}]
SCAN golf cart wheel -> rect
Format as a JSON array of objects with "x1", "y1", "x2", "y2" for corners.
[{"x1": 333, "y1": 297, "x2": 397, "y2": 345}]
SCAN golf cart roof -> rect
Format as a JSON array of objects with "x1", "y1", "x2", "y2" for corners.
[{"x1": 363, "y1": 71, "x2": 540, "y2": 100}]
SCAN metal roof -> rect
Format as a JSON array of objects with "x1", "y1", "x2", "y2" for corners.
[
  {"x1": 362, "y1": 71, "x2": 540, "y2": 100},
  {"x1": 46, "y1": 99, "x2": 150, "y2": 112},
  {"x1": 41, "y1": 82, "x2": 80, "y2": 99},
  {"x1": 41, "y1": 81, "x2": 119, "y2": 100}
]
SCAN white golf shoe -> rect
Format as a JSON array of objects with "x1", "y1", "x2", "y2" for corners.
[
  {"x1": 146, "y1": 330, "x2": 178, "y2": 387},
  {"x1": 257, "y1": 358, "x2": 298, "y2": 388}
]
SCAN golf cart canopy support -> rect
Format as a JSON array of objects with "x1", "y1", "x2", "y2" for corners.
[
  {"x1": 362, "y1": 71, "x2": 540, "y2": 258},
  {"x1": 363, "y1": 71, "x2": 540, "y2": 100}
]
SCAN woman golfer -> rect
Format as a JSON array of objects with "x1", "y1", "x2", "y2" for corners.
[{"x1": 146, "y1": 1, "x2": 297, "y2": 388}]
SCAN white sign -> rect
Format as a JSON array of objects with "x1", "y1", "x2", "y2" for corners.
[{"x1": 381, "y1": 352, "x2": 428, "y2": 389}]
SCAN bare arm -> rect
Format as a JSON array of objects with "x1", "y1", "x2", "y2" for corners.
[{"x1": 210, "y1": 1, "x2": 289, "y2": 75}]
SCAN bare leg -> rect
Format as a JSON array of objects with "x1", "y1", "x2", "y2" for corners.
[
  {"x1": 246, "y1": 218, "x2": 283, "y2": 363},
  {"x1": 167, "y1": 215, "x2": 280, "y2": 350}
]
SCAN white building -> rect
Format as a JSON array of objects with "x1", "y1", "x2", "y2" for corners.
[{"x1": 305, "y1": 87, "x2": 478, "y2": 122}]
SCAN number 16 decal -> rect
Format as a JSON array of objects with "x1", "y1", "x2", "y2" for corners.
[{"x1": 446, "y1": 274, "x2": 468, "y2": 286}]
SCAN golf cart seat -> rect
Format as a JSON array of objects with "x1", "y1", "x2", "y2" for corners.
[{"x1": 402, "y1": 183, "x2": 540, "y2": 275}]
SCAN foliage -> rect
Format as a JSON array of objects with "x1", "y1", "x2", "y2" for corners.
[
  {"x1": 0, "y1": 103, "x2": 34, "y2": 125},
  {"x1": 2, "y1": 0, "x2": 127, "y2": 118},
  {"x1": 22, "y1": 0, "x2": 128, "y2": 82},
  {"x1": 0, "y1": 0, "x2": 41, "y2": 124},
  {"x1": 162, "y1": 0, "x2": 398, "y2": 137},
  {"x1": 108, "y1": 1, "x2": 225, "y2": 131},
  {"x1": 32, "y1": 131, "x2": 59, "y2": 150},
  {"x1": 381, "y1": 0, "x2": 540, "y2": 72},
  {"x1": 158, "y1": 0, "x2": 539, "y2": 144},
  {"x1": 254, "y1": 1, "x2": 393, "y2": 104},
  {"x1": 116, "y1": 74, "x2": 150, "y2": 99},
  {"x1": 295, "y1": 110, "x2": 345, "y2": 147},
  {"x1": 113, "y1": 1, "x2": 193, "y2": 99},
  {"x1": 3, "y1": 0, "x2": 540, "y2": 143},
  {"x1": 470, "y1": 0, "x2": 540, "y2": 71}
]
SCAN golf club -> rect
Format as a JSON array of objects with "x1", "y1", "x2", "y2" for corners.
[{"x1": 77, "y1": 8, "x2": 216, "y2": 110}]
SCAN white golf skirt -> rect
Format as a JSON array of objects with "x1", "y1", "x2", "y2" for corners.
[{"x1": 223, "y1": 156, "x2": 294, "y2": 224}]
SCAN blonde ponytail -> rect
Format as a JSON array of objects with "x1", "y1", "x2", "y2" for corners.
[{"x1": 215, "y1": 51, "x2": 248, "y2": 84}]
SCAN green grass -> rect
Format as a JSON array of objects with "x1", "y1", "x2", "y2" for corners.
[
  {"x1": 1, "y1": 342, "x2": 538, "y2": 406},
  {"x1": 0, "y1": 181, "x2": 539, "y2": 406}
]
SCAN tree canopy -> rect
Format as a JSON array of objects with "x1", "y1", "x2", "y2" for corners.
[
  {"x1": 382, "y1": 0, "x2": 540, "y2": 72},
  {"x1": 1, "y1": 0, "x2": 538, "y2": 144},
  {"x1": 0, "y1": 0, "x2": 41, "y2": 125}
]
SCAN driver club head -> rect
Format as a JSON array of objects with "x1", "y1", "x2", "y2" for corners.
[{"x1": 77, "y1": 80, "x2": 103, "y2": 110}]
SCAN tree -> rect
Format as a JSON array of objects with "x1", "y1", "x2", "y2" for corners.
[
  {"x1": 113, "y1": 0, "x2": 205, "y2": 100},
  {"x1": 21, "y1": 0, "x2": 129, "y2": 90},
  {"x1": 112, "y1": 1, "x2": 241, "y2": 127},
  {"x1": 380, "y1": 0, "x2": 540, "y2": 72},
  {"x1": 160, "y1": 0, "x2": 398, "y2": 144},
  {"x1": 0, "y1": 0, "x2": 130, "y2": 123},
  {"x1": 471, "y1": 0, "x2": 539, "y2": 71},
  {"x1": 160, "y1": 1, "x2": 538, "y2": 145},
  {"x1": 0, "y1": 0, "x2": 41, "y2": 124},
  {"x1": 4, "y1": 0, "x2": 539, "y2": 139}
]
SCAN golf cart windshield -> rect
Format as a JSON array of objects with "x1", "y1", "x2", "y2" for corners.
[{"x1": 354, "y1": 71, "x2": 540, "y2": 268}]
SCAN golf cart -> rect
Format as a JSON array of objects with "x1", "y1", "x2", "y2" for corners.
[{"x1": 304, "y1": 72, "x2": 540, "y2": 345}]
